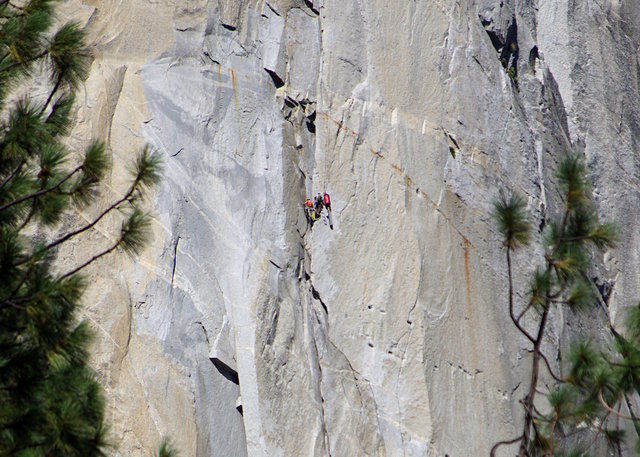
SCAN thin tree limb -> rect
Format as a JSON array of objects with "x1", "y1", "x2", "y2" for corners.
[
  {"x1": 40, "y1": 75, "x2": 61, "y2": 116},
  {"x1": 598, "y1": 389, "x2": 636, "y2": 420},
  {"x1": 507, "y1": 246, "x2": 537, "y2": 344},
  {"x1": 538, "y1": 350, "x2": 563, "y2": 382},
  {"x1": 60, "y1": 238, "x2": 120, "y2": 279},
  {"x1": 490, "y1": 434, "x2": 523, "y2": 457}
]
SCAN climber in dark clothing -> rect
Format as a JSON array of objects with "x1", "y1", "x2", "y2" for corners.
[{"x1": 314, "y1": 193, "x2": 324, "y2": 216}]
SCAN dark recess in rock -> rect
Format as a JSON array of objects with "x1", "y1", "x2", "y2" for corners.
[
  {"x1": 593, "y1": 277, "x2": 615, "y2": 306},
  {"x1": 303, "y1": 0, "x2": 319, "y2": 15},
  {"x1": 311, "y1": 284, "x2": 328, "y2": 315},
  {"x1": 221, "y1": 23, "x2": 237, "y2": 31},
  {"x1": 480, "y1": 15, "x2": 519, "y2": 86},
  {"x1": 236, "y1": 404, "x2": 243, "y2": 415},
  {"x1": 306, "y1": 111, "x2": 316, "y2": 133},
  {"x1": 499, "y1": 17, "x2": 518, "y2": 76},
  {"x1": 483, "y1": 28, "x2": 504, "y2": 54},
  {"x1": 529, "y1": 45, "x2": 539, "y2": 71},
  {"x1": 264, "y1": 68, "x2": 285, "y2": 88},
  {"x1": 210, "y1": 357, "x2": 239, "y2": 385},
  {"x1": 284, "y1": 96, "x2": 297, "y2": 108},
  {"x1": 538, "y1": 216, "x2": 546, "y2": 234}
]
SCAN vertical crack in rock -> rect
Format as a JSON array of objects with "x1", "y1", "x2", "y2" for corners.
[
  {"x1": 310, "y1": 312, "x2": 332, "y2": 457},
  {"x1": 170, "y1": 236, "x2": 181, "y2": 290}
]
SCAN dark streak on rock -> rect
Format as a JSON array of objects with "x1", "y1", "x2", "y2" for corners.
[
  {"x1": 171, "y1": 148, "x2": 184, "y2": 157},
  {"x1": 265, "y1": 2, "x2": 280, "y2": 16},
  {"x1": 303, "y1": 0, "x2": 320, "y2": 15},
  {"x1": 203, "y1": 51, "x2": 220, "y2": 65},
  {"x1": 311, "y1": 284, "x2": 328, "y2": 315}
]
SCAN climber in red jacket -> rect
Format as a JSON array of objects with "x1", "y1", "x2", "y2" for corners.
[
  {"x1": 323, "y1": 192, "x2": 331, "y2": 212},
  {"x1": 323, "y1": 193, "x2": 333, "y2": 230}
]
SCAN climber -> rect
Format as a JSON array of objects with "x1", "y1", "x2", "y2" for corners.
[
  {"x1": 314, "y1": 193, "x2": 324, "y2": 216},
  {"x1": 304, "y1": 198, "x2": 317, "y2": 225},
  {"x1": 323, "y1": 192, "x2": 331, "y2": 212},
  {"x1": 323, "y1": 192, "x2": 334, "y2": 230}
]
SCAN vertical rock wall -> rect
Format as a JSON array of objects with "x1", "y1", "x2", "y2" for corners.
[{"x1": 64, "y1": 0, "x2": 640, "y2": 455}]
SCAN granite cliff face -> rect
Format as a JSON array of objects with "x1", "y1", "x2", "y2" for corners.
[{"x1": 62, "y1": 0, "x2": 640, "y2": 455}]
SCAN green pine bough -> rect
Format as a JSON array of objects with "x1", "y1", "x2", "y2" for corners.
[
  {"x1": 0, "y1": 1, "x2": 175, "y2": 456},
  {"x1": 491, "y1": 154, "x2": 640, "y2": 456}
]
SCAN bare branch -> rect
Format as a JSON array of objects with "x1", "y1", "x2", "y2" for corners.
[
  {"x1": 507, "y1": 247, "x2": 537, "y2": 344},
  {"x1": 40, "y1": 75, "x2": 61, "y2": 116},
  {"x1": 490, "y1": 434, "x2": 523, "y2": 457},
  {"x1": 60, "y1": 238, "x2": 120, "y2": 280},
  {"x1": 539, "y1": 351, "x2": 563, "y2": 383},
  {"x1": 598, "y1": 389, "x2": 636, "y2": 420}
]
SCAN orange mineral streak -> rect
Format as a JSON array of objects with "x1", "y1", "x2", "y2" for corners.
[{"x1": 463, "y1": 238, "x2": 479, "y2": 372}]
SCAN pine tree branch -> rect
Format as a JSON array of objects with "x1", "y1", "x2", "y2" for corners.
[
  {"x1": 0, "y1": 164, "x2": 81, "y2": 213},
  {"x1": 0, "y1": 297, "x2": 25, "y2": 309},
  {"x1": 606, "y1": 360, "x2": 640, "y2": 369},
  {"x1": 5, "y1": 260, "x2": 33, "y2": 303},
  {"x1": 0, "y1": 158, "x2": 25, "y2": 190},
  {"x1": 0, "y1": 50, "x2": 47, "y2": 73},
  {"x1": 16, "y1": 202, "x2": 34, "y2": 231}
]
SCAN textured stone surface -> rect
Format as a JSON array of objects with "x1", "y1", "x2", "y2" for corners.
[{"x1": 62, "y1": 0, "x2": 640, "y2": 455}]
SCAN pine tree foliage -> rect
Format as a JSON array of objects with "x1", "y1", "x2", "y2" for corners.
[
  {"x1": 157, "y1": 438, "x2": 179, "y2": 457},
  {"x1": 0, "y1": 1, "x2": 161, "y2": 455},
  {"x1": 491, "y1": 154, "x2": 640, "y2": 457}
]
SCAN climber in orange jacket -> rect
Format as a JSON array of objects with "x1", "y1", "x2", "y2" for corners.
[{"x1": 304, "y1": 198, "x2": 317, "y2": 224}]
